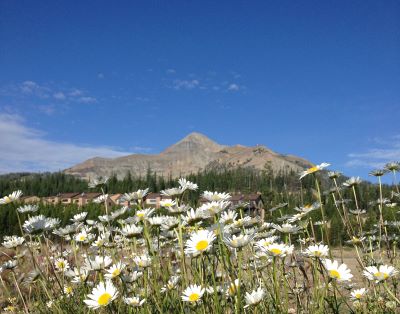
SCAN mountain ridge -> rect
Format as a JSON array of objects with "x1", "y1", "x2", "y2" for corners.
[{"x1": 64, "y1": 132, "x2": 314, "y2": 179}]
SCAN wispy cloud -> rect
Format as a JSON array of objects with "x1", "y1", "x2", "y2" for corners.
[
  {"x1": 78, "y1": 96, "x2": 97, "y2": 104},
  {"x1": 0, "y1": 113, "x2": 141, "y2": 173},
  {"x1": 164, "y1": 70, "x2": 245, "y2": 93},
  {"x1": 346, "y1": 135, "x2": 400, "y2": 168},
  {"x1": 0, "y1": 81, "x2": 97, "y2": 107},
  {"x1": 53, "y1": 92, "x2": 66, "y2": 100},
  {"x1": 227, "y1": 83, "x2": 240, "y2": 91},
  {"x1": 172, "y1": 79, "x2": 200, "y2": 90}
]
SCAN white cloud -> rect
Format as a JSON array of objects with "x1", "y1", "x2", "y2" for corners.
[
  {"x1": 78, "y1": 96, "x2": 97, "y2": 104},
  {"x1": 37, "y1": 105, "x2": 56, "y2": 116},
  {"x1": 166, "y1": 69, "x2": 176, "y2": 74},
  {"x1": 173, "y1": 79, "x2": 200, "y2": 90},
  {"x1": 97, "y1": 73, "x2": 105, "y2": 79},
  {"x1": 20, "y1": 81, "x2": 50, "y2": 98},
  {"x1": 346, "y1": 135, "x2": 400, "y2": 169},
  {"x1": 69, "y1": 89, "x2": 83, "y2": 97},
  {"x1": 53, "y1": 92, "x2": 66, "y2": 100},
  {"x1": 227, "y1": 83, "x2": 240, "y2": 91},
  {"x1": 0, "y1": 113, "x2": 134, "y2": 173}
]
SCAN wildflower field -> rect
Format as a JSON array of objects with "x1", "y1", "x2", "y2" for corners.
[{"x1": 1, "y1": 163, "x2": 400, "y2": 313}]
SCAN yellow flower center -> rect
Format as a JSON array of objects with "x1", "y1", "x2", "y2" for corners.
[
  {"x1": 112, "y1": 269, "x2": 121, "y2": 277},
  {"x1": 195, "y1": 240, "x2": 209, "y2": 251},
  {"x1": 78, "y1": 235, "x2": 86, "y2": 241},
  {"x1": 189, "y1": 293, "x2": 200, "y2": 302},
  {"x1": 4, "y1": 196, "x2": 11, "y2": 203},
  {"x1": 57, "y1": 262, "x2": 65, "y2": 269},
  {"x1": 270, "y1": 248, "x2": 282, "y2": 255},
  {"x1": 98, "y1": 293, "x2": 112, "y2": 306},
  {"x1": 374, "y1": 272, "x2": 388, "y2": 280},
  {"x1": 329, "y1": 270, "x2": 341, "y2": 279},
  {"x1": 137, "y1": 213, "x2": 145, "y2": 219},
  {"x1": 355, "y1": 293, "x2": 361, "y2": 299},
  {"x1": 307, "y1": 166, "x2": 318, "y2": 173},
  {"x1": 314, "y1": 251, "x2": 322, "y2": 257},
  {"x1": 65, "y1": 286, "x2": 73, "y2": 294},
  {"x1": 229, "y1": 285, "x2": 237, "y2": 295}
]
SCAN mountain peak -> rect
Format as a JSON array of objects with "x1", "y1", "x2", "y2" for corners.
[
  {"x1": 182, "y1": 132, "x2": 214, "y2": 142},
  {"x1": 162, "y1": 132, "x2": 224, "y2": 154}
]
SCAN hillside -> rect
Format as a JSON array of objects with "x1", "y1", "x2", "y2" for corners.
[{"x1": 64, "y1": 132, "x2": 314, "y2": 179}]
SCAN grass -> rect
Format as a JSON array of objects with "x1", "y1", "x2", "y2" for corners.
[{"x1": 0, "y1": 167, "x2": 400, "y2": 313}]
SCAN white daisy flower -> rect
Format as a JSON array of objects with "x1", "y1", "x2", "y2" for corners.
[
  {"x1": 17, "y1": 204, "x2": 38, "y2": 213},
  {"x1": 64, "y1": 285, "x2": 74, "y2": 296},
  {"x1": 160, "y1": 275, "x2": 180, "y2": 293},
  {"x1": 88, "y1": 176, "x2": 109, "y2": 188},
  {"x1": 84, "y1": 281, "x2": 118, "y2": 309},
  {"x1": 198, "y1": 201, "x2": 230, "y2": 216},
  {"x1": 304, "y1": 244, "x2": 329, "y2": 258},
  {"x1": 23, "y1": 215, "x2": 60, "y2": 234},
  {"x1": 133, "y1": 254, "x2": 152, "y2": 268},
  {"x1": 178, "y1": 178, "x2": 198, "y2": 191},
  {"x1": 93, "y1": 194, "x2": 108, "y2": 204},
  {"x1": 105, "y1": 262, "x2": 125, "y2": 279},
  {"x1": 343, "y1": 177, "x2": 362, "y2": 188},
  {"x1": 0, "y1": 190, "x2": 23, "y2": 205},
  {"x1": 148, "y1": 215, "x2": 169, "y2": 227},
  {"x1": 272, "y1": 223, "x2": 302, "y2": 234},
  {"x1": 223, "y1": 233, "x2": 255, "y2": 249},
  {"x1": 254, "y1": 236, "x2": 278, "y2": 249},
  {"x1": 123, "y1": 188, "x2": 149, "y2": 201},
  {"x1": 202, "y1": 191, "x2": 231, "y2": 202},
  {"x1": 323, "y1": 259, "x2": 353, "y2": 282},
  {"x1": 160, "y1": 199, "x2": 177, "y2": 208},
  {"x1": 182, "y1": 208, "x2": 206, "y2": 225},
  {"x1": 75, "y1": 230, "x2": 94, "y2": 243},
  {"x1": 54, "y1": 258, "x2": 70, "y2": 272},
  {"x1": 219, "y1": 210, "x2": 238, "y2": 225},
  {"x1": 185, "y1": 230, "x2": 216, "y2": 256},
  {"x1": 84, "y1": 255, "x2": 113, "y2": 271},
  {"x1": 124, "y1": 296, "x2": 146, "y2": 307},
  {"x1": 71, "y1": 212, "x2": 88, "y2": 222},
  {"x1": 66, "y1": 268, "x2": 89, "y2": 283},
  {"x1": 350, "y1": 288, "x2": 367, "y2": 300},
  {"x1": 232, "y1": 217, "x2": 252, "y2": 228},
  {"x1": 160, "y1": 188, "x2": 184, "y2": 197},
  {"x1": 135, "y1": 208, "x2": 155, "y2": 222},
  {"x1": 2, "y1": 236, "x2": 25, "y2": 249},
  {"x1": 299, "y1": 163, "x2": 330, "y2": 180},
  {"x1": 120, "y1": 224, "x2": 143, "y2": 238},
  {"x1": 244, "y1": 287, "x2": 266, "y2": 308},
  {"x1": 181, "y1": 284, "x2": 205, "y2": 303},
  {"x1": 261, "y1": 243, "x2": 294, "y2": 258},
  {"x1": 363, "y1": 265, "x2": 398, "y2": 282}
]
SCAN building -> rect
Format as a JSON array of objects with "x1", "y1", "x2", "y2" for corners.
[
  {"x1": 21, "y1": 196, "x2": 41, "y2": 204},
  {"x1": 43, "y1": 192, "x2": 80, "y2": 205},
  {"x1": 142, "y1": 193, "x2": 173, "y2": 208},
  {"x1": 72, "y1": 192, "x2": 102, "y2": 207},
  {"x1": 109, "y1": 193, "x2": 122, "y2": 205}
]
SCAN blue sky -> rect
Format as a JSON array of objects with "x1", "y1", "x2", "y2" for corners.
[{"x1": 0, "y1": 1, "x2": 399, "y2": 181}]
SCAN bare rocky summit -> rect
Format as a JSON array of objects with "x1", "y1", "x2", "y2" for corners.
[{"x1": 64, "y1": 132, "x2": 313, "y2": 179}]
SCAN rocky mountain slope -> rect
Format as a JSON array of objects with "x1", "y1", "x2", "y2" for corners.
[{"x1": 64, "y1": 133, "x2": 314, "y2": 179}]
